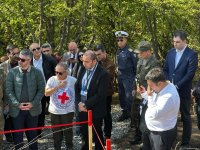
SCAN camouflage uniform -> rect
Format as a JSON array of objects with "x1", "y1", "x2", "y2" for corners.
[{"x1": 0, "y1": 67, "x2": 5, "y2": 145}]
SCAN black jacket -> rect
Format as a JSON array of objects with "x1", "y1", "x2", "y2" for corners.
[
  {"x1": 75, "y1": 64, "x2": 109, "y2": 118},
  {"x1": 31, "y1": 53, "x2": 57, "y2": 81}
]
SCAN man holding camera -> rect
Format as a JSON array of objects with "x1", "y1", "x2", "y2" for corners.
[{"x1": 63, "y1": 42, "x2": 79, "y2": 75}]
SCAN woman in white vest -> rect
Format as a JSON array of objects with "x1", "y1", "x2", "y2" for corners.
[{"x1": 45, "y1": 62, "x2": 76, "y2": 150}]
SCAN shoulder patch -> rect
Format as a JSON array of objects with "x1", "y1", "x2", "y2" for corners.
[{"x1": 128, "y1": 48, "x2": 133, "y2": 52}]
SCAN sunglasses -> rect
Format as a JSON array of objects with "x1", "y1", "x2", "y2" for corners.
[
  {"x1": 32, "y1": 47, "x2": 40, "y2": 52},
  {"x1": 18, "y1": 57, "x2": 27, "y2": 62},
  {"x1": 43, "y1": 50, "x2": 50, "y2": 53},
  {"x1": 117, "y1": 39, "x2": 123, "y2": 42},
  {"x1": 55, "y1": 71, "x2": 65, "y2": 75}
]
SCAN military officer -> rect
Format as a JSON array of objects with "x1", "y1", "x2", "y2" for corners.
[
  {"x1": 129, "y1": 41, "x2": 160, "y2": 145},
  {"x1": 0, "y1": 67, "x2": 5, "y2": 146},
  {"x1": 115, "y1": 31, "x2": 137, "y2": 121}
]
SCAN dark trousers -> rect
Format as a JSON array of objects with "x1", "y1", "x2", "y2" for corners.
[
  {"x1": 103, "y1": 96, "x2": 112, "y2": 138},
  {"x1": 131, "y1": 98, "x2": 141, "y2": 128},
  {"x1": 118, "y1": 77, "x2": 134, "y2": 114},
  {"x1": 37, "y1": 96, "x2": 49, "y2": 136},
  {"x1": 4, "y1": 114, "x2": 13, "y2": 140},
  {"x1": 79, "y1": 112, "x2": 104, "y2": 150},
  {"x1": 180, "y1": 96, "x2": 191, "y2": 145},
  {"x1": 51, "y1": 112, "x2": 74, "y2": 150},
  {"x1": 142, "y1": 126, "x2": 177, "y2": 150},
  {"x1": 12, "y1": 111, "x2": 38, "y2": 150}
]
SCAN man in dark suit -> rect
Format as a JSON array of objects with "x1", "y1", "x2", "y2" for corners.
[
  {"x1": 163, "y1": 30, "x2": 198, "y2": 149},
  {"x1": 29, "y1": 43, "x2": 57, "y2": 136},
  {"x1": 75, "y1": 50, "x2": 109, "y2": 150}
]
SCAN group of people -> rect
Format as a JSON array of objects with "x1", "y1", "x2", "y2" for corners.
[
  {"x1": 0, "y1": 29, "x2": 199, "y2": 150},
  {"x1": 116, "y1": 30, "x2": 198, "y2": 150}
]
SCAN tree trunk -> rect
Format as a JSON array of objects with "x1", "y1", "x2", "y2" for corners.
[
  {"x1": 57, "y1": 0, "x2": 75, "y2": 53},
  {"x1": 74, "y1": 0, "x2": 90, "y2": 43},
  {"x1": 46, "y1": 17, "x2": 55, "y2": 49},
  {"x1": 144, "y1": 3, "x2": 160, "y2": 59},
  {"x1": 39, "y1": 0, "x2": 44, "y2": 45},
  {"x1": 18, "y1": 1, "x2": 36, "y2": 42}
]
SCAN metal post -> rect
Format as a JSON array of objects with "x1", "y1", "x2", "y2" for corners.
[
  {"x1": 88, "y1": 110, "x2": 92, "y2": 150},
  {"x1": 106, "y1": 138, "x2": 111, "y2": 150}
]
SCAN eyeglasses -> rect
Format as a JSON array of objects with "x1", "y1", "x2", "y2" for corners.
[
  {"x1": 43, "y1": 50, "x2": 50, "y2": 53},
  {"x1": 117, "y1": 39, "x2": 123, "y2": 42},
  {"x1": 32, "y1": 47, "x2": 40, "y2": 52},
  {"x1": 55, "y1": 71, "x2": 65, "y2": 75},
  {"x1": 17, "y1": 57, "x2": 27, "y2": 62}
]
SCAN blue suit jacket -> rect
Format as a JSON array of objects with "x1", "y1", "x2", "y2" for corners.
[{"x1": 163, "y1": 46, "x2": 198, "y2": 98}]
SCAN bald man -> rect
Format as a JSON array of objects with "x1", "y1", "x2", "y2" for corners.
[{"x1": 75, "y1": 50, "x2": 109, "y2": 150}]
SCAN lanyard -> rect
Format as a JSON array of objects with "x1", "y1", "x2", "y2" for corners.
[{"x1": 82, "y1": 64, "x2": 97, "y2": 92}]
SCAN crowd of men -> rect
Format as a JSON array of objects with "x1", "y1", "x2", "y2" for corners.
[{"x1": 0, "y1": 29, "x2": 199, "y2": 150}]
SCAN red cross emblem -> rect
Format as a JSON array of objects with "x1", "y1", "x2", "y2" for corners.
[{"x1": 58, "y1": 92, "x2": 69, "y2": 104}]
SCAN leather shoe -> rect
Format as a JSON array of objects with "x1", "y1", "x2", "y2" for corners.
[
  {"x1": 117, "y1": 113, "x2": 130, "y2": 122},
  {"x1": 129, "y1": 137, "x2": 142, "y2": 145}
]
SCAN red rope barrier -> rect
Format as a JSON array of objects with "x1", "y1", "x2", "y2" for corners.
[
  {"x1": 0, "y1": 121, "x2": 88, "y2": 134},
  {"x1": 92, "y1": 124, "x2": 106, "y2": 150}
]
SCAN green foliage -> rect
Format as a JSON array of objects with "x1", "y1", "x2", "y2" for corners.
[{"x1": 0, "y1": 0, "x2": 199, "y2": 59}]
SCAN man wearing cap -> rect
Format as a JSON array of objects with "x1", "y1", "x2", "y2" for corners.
[
  {"x1": 115, "y1": 31, "x2": 137, "y2": 122},
  {"x1": 129, "y1": 41, "x2": 160, "y2": 145}
]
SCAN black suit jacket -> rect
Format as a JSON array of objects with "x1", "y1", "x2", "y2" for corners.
[
  {"x1": 75, "y1": 63, "x2": 109, "y2": 118},
  {"x1": 163, "y1": 46, "x2": 198, "y2": 98},
  {"x1": 31, "y1": 53, "x2": 57, "y2": 81}
]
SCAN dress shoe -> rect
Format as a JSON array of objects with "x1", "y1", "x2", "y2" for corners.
[
  {"x1": 117, "y1": 113, "x2": 130, "y2": 122},
  {"x1": 129, "y1": 137, "x2": 142, "y2": 145}
]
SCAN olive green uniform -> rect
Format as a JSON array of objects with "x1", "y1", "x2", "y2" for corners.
[{"x1": 131, "y1": 55, "x2": 160, "y2": 128}]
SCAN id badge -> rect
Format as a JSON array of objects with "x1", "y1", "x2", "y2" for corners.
[{"x1": 81, "y1": 90, "x2": 87, "y2": 103}]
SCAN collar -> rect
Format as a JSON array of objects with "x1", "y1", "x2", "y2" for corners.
[
  {"x1": 119, "y1": 45, "x2": 128, "y2": 50},
  {"x1": 19, "y1": 65, "x2": 31, "y2": 73},
  {"x1": 33, "y1": 54, "x2": 43, "y2": 61},
  {"x1": 89, "y1": 63, "x2": 98, "y2": 71},
  {"x1": 176, "y1": 45, "x2": 187, "y2": 52}
]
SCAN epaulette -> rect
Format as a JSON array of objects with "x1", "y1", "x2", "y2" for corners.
[{"x1": 128, "y1": 48, "x2": 133, "y2": 52}]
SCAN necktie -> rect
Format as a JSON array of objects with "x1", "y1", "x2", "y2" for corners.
[{"x1": 20, "y1": 71, "x2": 29, "y2": 102}]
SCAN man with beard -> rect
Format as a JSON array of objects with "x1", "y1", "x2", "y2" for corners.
[
  {"x1": 0, "y1": 45, "x2": 19, "y2": 142},
  {"x1": 6, "y1": 49, "x2": 45, "y2": 150}
]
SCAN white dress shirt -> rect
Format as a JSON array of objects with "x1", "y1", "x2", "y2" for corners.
[
  {"x1": 175, "y1": 45, "x2": 187, "y2": 68},
  {"x1": 33, "y1": 55, "x2": 46, "y2": 83},
  {"x1": 142, "y1": 83, "x2": 180, "y2": 131}
]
